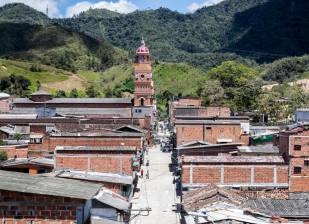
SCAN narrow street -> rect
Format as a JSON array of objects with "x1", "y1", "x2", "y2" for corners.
[{"x1": 130, "y1": 144, "x2": 180, "y2": 224}]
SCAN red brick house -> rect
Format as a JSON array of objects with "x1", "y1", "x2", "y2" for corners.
[
  {"x1": 169, "y1": 98, "x2": 231, "y2": 129},
  {"x1": 0, "y1": 170, "x2": 130, "y2": 224},
  {"x1": 174, "y1": 117, "x2": 250, "y2": 146},
  {"x1": 279, "y1": 123, "x2": 309, "y2": 192},
  {"x1": 55, "y1": 146, "x2": 138, "y2": 176},
  {"x1": 28, "y1": 126, "x2": 144, "y2": 157},
  {"x1": 180, "y1": 154, "x2": 288, "y2": 190},
  {"x1": 0, "y1": 144, "x2": 28, "y2": 159}
]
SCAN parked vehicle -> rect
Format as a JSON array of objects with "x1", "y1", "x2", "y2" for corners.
[{"x1": 162, "y1": 144, "x2": 170, "y2": 152}]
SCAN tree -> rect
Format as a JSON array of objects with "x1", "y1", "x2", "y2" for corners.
[
  {"x1": 86, "y1": 85, "x2": 100, "y2": 98},
  {"x1": 207, "y1": 61, "x2": 262, "y2": 112},
  {"x1": 69, "y1": 88, "x2": 78, "y2": 98},
  {"x1": 257, "y1": 91, "x2": 282, "y2": 123},
  {"x1": 197, "y1": 79, "x2": 225, "y2": 106},
  {"x1": 36, "y1": 80, "x2": 41, "y2": 91},
  {"x1": 55, "y1": 90, "x2": 66, "y2": 97},
  {"x1": 13, "y1": 133, "x2": 22, "y2": 142},
  {"x1": 0, "y1": 74, "x2": 31, "y2": 97},
  {"x1": 30, "y1": 63, "x2": 42, "y2": 72},
  {"x1": 0, "y1": 151, "x2": 7, "y2": 161}
]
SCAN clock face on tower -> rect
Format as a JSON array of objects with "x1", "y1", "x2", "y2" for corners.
[{"x1": 141, "y1": 74, "x2": 145, "y2": 80}]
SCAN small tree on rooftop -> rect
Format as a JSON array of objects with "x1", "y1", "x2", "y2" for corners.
[
  {"x1": 13, "y1": 133, "x2": 22, "y2": 142},
  {"x1": 0, "y1": 151, "x2": 7, "y2": 161}
]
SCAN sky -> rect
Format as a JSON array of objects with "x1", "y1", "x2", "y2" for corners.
[{"x1": 0, "y1": 0, "x2": 225, "y2": 18}]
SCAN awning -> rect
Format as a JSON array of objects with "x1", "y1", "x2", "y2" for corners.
[{"x1": 30, "y1": 134, "x2": 44, "y2": 138}]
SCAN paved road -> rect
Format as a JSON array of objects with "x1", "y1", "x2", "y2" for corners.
[{"x1": 130, "y1": 144, "x2": 180, "y2": 224}]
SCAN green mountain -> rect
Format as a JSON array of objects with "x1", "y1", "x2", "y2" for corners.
[
  {"x1": 0, "y1": 21, "x2": 129, "y2": 72},
  {"x1": 0, "y1": 3, "x2": 49, "y2": 25},
  {"x1": 55, "y1": 0, "x2": 309, "y2": 64},
  {"x1": 77, "y1": 8, "x2": 121, "y2": 19},
  {"x1": 1, "y1": 0, "x2": 308, "y2": 68}
]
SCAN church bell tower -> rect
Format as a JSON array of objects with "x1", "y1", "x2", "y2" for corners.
[{"x1": 134, "y1": 39, "x2": 154, "y2": 107}]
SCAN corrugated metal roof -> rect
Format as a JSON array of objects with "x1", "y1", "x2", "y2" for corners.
[
  {"x1": 183, "y1": 155, "x2": 285, "y2": 164},
  {"x1": 55, "y1": 146, "x2": 137, "y2": 152},
  {"x1": 0, "y1": 114, "x2": 37, "y2": 119},
  {"x1": 0, "y1": 92, "x2": 10, "y2": 99},
  {"x1": 0, "y1": 126, "x2": 15, "y2": 135},
  {"x1": 174, "y1": 120, "x2": 248, "y2": 125},
  {"x1": 1, "y1": 157, "x2": 54, "y2": 167},
  {"x1": 246, "y1": 199, "x2": 309, "y2": 218},
  {"x1": 52, "y1": 131, "x2": 143, "y2": 137},
  {"x1": 0, "y1": 170, "x2": 101, "y2": 200},
  {"x1": 54, "y1": 170, "x2": 134, "y2": 185},
  {"x1": 178, "y1": 142, "x2": 242, "y2": 150},
  {"x1": 238, "y1": 145, "x2": 279, "y2": 154},
  {"x1": 94, "y1": 188, "x2": 130, "y2": 211},
  {"x1": 13, "y1": 98, "x2": 132, "y2": 104}
]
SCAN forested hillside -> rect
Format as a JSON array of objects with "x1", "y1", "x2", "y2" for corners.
[
  {"x1": 1, "y1": 0, "x2": 308, "y2": 67},
  {"x1": 0, "y1": 22, "x2": 128, "y2": 72},
  {"x1": 56, "y1": 0, "x2": 309, "y2": 64}
]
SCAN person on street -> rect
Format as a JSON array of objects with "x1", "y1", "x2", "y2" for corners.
[
  {"x1": 146, "y1": 170, "x2": 149, "y2": 179},
  {"x1": 140, "y1": 168, "x2": 144, "y2": 178}
]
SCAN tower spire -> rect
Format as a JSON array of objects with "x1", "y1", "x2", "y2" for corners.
[
  {"x1": 46, "y1": 4, "x2": 49, "y2": 17},
  {"x1": 141, "y1": 37, "x2": 145, "y2": 46}
]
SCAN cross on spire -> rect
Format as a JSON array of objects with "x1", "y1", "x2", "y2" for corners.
[{"x1": 141, "y1": 37, "x2": 145, "y2": 46}]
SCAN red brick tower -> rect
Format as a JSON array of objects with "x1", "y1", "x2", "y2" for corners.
[{"x1": 134, "y1": 39, "x2": 154, "y2": 107}]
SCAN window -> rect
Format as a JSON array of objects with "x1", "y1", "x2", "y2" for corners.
[
  {"x1": 294, "y1": 144, "x2": 302, "y2": 151},
  {"x1": 30, "y1": 138, "x2": 42, "y2": 144},
  {"x1": 294, "y1": 166, "x2": 302, "y2": 174},
  {"x1": 305, "y1": 160, "x2": 309, "y2": 167}
]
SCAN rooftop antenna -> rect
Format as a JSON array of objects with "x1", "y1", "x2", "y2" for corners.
[
  {"x1": 141, "y1": 36, "x2": 145, "y2": 46},
  {"x1": 46, "y1": 4, "x2": 49, "y2": 17}
]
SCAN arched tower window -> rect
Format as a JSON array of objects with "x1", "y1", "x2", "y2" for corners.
[{"x1": 140, "y1": 98, "x2": 145, "y2": 106}]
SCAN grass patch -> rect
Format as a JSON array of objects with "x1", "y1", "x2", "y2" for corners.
[{"x1": 0, "y1": 59, "x2": 71, "y2": 91}]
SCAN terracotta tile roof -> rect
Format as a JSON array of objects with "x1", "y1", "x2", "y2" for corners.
[{"x1": 183, "y1": 184, "x2": 248, "y2": 211}]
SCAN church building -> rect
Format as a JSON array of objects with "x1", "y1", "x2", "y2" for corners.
[{"x1": 132, "y1": 39, "x2": 157, "y2": 122}]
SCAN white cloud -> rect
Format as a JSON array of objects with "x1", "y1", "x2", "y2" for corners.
[
  {"x1": 0, "y1": 0, "x2": 60, "y2": 17},
  {"x1": 66, "y1": 0, "x2": 138, "y2": 17},
  {"x1": 188, "y1": 0, "x2": 224, "y2": 12}
]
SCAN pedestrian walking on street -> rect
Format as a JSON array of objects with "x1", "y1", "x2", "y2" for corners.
[
  {"x1": 146, "y1": 170, "x2": 149, "y2": 179},
  {"x1": 140, "y1": 168, "x2": 144, "y2": 178}
]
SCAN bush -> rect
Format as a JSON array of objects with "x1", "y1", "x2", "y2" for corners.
[
  {"x1": 30, "y1": 63, "x2": 43, "y2": 72},
  {"x1": 0, "y1": 151, "x2": 7, "y2": 161}
]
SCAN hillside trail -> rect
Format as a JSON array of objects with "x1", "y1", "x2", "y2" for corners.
[{"x1": 46, "y1": 73, "x2": 86, "y2": 91}]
